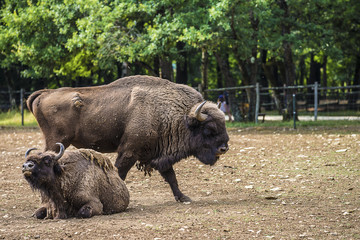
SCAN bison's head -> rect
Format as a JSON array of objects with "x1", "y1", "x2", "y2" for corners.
[
  {"x1": 22, "y1": 143, "x2": 65, "y2": 189},
  {"x1": 185, "y1": 101, "x2": 229, "y2": 166}
]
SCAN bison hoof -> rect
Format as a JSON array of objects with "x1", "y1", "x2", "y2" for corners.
[
  {"x1": 77, "y1": 205, "x2": 93, "y2": 218},
  {"x1": 175, "y1": 195, "x2": 192, "y2": 203},
  {"x1": 33, "y1": 207, "x2": 47, "y2": 219}
]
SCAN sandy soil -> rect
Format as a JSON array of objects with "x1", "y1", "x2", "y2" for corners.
[{"x1": 0, "y1": 126, "x2": 359, "y2": 239}]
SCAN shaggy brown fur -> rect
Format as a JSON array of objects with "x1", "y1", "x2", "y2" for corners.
[
  {"x1": 23, "y1": 147, "x2": 129, "y2": 219},
  {"x1": 78, "y1": 149, "x2": 114, "y2": 171},
  {"x1": 27, "y1": 75, "x2": 229, "y2": 202}
]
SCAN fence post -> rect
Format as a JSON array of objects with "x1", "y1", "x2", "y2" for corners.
[
  {"x1": 283, "y1": 84, "x2": 287, "y2": 108},
  {"x1": 293, "y1": 94, "x2": 296, "y2": 129},
  {"x1": 255, "y1": 83, "x2": 260, "y2": 124},
  {"x1": 20, "y1": 88, "x2": 24, "y2": 126},
  {"x1": 314, "y1": 82, "x2": 318, "y2": 121}
]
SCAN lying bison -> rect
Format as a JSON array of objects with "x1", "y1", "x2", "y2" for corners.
[
  {"x1": 22, "y1": 143, "x2": 129, "y2": 219},
  {"x1": 27, "y1": 75, "x2": 229, "y2": 202}
]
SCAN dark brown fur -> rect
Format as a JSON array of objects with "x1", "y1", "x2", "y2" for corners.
[
  {"x1": 23, "y1": 149, "x2": 129, "y2": 219},
  {"x1": 27, "y1": 75, "x2": 229, "y2": 202}
]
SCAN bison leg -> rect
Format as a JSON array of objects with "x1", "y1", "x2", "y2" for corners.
[
  {"x1": 45, "y1": 138, "x2": 71, "y2": 152},
  {"x1": 33, "y1": 207, "x2": 47, "y2": 219},
  {"x1": 33, "y1": 192, "x2": 53, "y2": 219},
  {"x1": 38, "y1": 122, "x2": 73, "y2": 151},
  {"x1": 115, "y1": 152, "x2": 137, "y2": 180},
  {"x1": 159, "y1": 167, "x2": 192, "y2": 202},
  {"x1": 77, "y1": 199, "x2": 103, "y2": 218},
  {"x1": 51, "y1": 202, "x2": 68, "y2": 219}
]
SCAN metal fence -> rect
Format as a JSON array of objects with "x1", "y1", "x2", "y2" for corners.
[
  {"x1": 204, "y1": 82, "x2": 360, "y2": 122},
  {"x1": 1, "y1": 83, "x2": 360, "y2": 125},
  {"x1": 0, "y1": 89, "x2": 33, "y2": 125}
]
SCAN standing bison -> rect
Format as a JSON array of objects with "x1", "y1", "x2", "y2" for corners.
[
  {"x1": 23, "y1": 143, "x2": 129, "y2": 219},
  {"x1": 27, "y1": 75, "x2": 229, "y2": 202}
]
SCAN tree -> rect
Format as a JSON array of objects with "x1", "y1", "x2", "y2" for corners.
[
  {"x1": 1, "y1": 0, "x2": 360, "y2": 116},
  {"x1": 1, "y1": 0, "x2": 106, "y2": 87}
]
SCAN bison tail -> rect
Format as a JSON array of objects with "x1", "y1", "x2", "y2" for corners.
[{"x1": 26, "y1": 89, "x2": 49, "y2": 114}]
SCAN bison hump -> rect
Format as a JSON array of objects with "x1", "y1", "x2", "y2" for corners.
[{"x1": 78, "y1": 149, "x2": 114, "y2": 171}]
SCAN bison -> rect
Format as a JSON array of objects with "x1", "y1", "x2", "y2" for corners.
[
  {"x1": 27, "y1": 75, "x2": 229, "y2": 202},
  {"x1": 22, "y1": 143, "x2": 129, "y2": 219}
]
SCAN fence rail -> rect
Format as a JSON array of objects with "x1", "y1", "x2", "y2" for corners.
[
  {"x1": 0, "y1": 89, "x2": 33, "y2": 126},
  {"x1": 1, "y1": 83, "x2": 360, "y2": 125},
  {"x1": 203, "y1": 82, "x2": 360, "y2": 123}
]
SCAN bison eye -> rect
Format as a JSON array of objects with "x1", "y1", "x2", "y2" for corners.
[{"x1": 42, "y1": 156, "x2": 52, "y2": 166}]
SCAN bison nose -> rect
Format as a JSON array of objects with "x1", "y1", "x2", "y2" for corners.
[
  {"x1": 22, "y1": 161, "x2": 35, "y2": 172},
  {"x1": 219, "y1": 146, "x2": 229, "y2": 153},
  {"x1": 218, "y1": 145, "x2": 229, "y2": 155}
]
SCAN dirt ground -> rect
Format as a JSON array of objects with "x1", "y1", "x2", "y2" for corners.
[{"x1": 0, "y1": 126, "x2": 359, "y2": 240}]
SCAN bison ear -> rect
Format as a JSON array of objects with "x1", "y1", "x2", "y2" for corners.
[{"x1": 53, "y1": 164, "x2": 64, "y2": 175}]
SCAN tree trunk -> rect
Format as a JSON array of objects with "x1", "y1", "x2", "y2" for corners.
[
  {"x1": 308, "y1": 53, "x2": 321, "y2": 105},
  {"x1": 321, "y1": 55, "x2": 328, "y2": 98},
  {"x1": 299, "y1": 55, "x2": 306, "y2": 86},
  {"x1": 160, "y1": 57, "x2": 173, "y2": 81},
  {"x1": 154, "y1": 57, "x2": 160, "y2": 77},
  {"x1": 278, "y1": 0, "x2": 297, "y2": 121},
  {"x1": 262, "y1": 58, "x2": 283, "y2": 113},
  {"x1": 228, "y1": 6, "x2": 250, "y2": 121},
  {"x1": 235, "y1": 57, "x2": 256, "y2": 121},
  {"x1": 245, "y1": 9, "x2": 259, "y2": 122},
  {"x1": 215, "y1": 51, "x2": 242, "y2": 121},
  {"x1": 348, "y1": 55, "x2": 360, "y2": 109},
  {"x1": 216, "y1": 62, "x2": 223, "y2": 89},
  {"x1": 283, "y1": 46, "x2": 297, "y2": 121},
  {"x1": 201, "y1": 49, "x2": 209, "y2": 99},
  {"x1": 260, "y1": 50, "x2": 271, "y2": 111},
  {"x1": 116, "y1": 62, "x2": 128, "y2": 79},
  {"x1": 322, "y1": 55, "x2": 328, "y2": 88},
  {"x1": 260, "y1": 50, "x2": 269, "y2": 88},
  {"x1": 230, "y1": 9, "x2": 259, "y2": 122},
  {"x1": 176, "y1": 42, "x2": 188, "y2": 84},
  {"x1": 134, "y1": 61, "x2": 158, "y2": 77}
]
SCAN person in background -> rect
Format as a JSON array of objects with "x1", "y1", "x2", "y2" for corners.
[{"x1": 217, "y1": 94, "x2": 233, "y2": 122}]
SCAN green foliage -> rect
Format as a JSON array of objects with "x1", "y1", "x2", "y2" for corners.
[{"x1": 0, "y1": 0, "x2": 359, "y2": 96}]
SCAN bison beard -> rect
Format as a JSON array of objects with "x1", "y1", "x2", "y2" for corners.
[
  {"x1": 27, "y1": 75, "x2": 229, "y2": 202},
  {"x1": 22, "y1": 143, "x2": 129, "y2": 219}
]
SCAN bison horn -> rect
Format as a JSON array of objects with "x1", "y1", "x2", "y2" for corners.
[
  {"x1": 195, "y1": 101, "x2": 208, "y2": 122},
  {"x1": 54, "y1": 143, "x2": 65, "y2": 161},
  {"x1": 25, "y1": 148, "x2": 38, "y2": 158}
]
